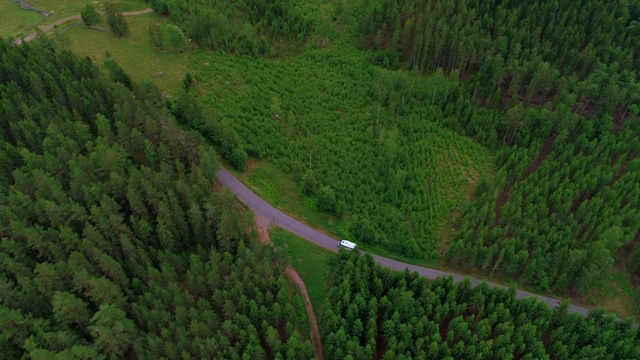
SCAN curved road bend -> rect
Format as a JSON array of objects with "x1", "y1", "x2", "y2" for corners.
[{"x1": 216, "y1": 167, "x2": 591, "y2": 316}]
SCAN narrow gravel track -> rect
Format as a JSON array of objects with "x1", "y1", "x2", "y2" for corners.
[
  {"x1": 216, "y1": 167, "x2": 594, "y2": 316},
  {"x1": 14, "y1": 7, "x2": 153, "y2": 44}
]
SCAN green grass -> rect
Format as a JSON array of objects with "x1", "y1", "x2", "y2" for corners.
[
  {"x1": 573, "y1": 266, "x2": 637, "y2": 319},
  {"x1": 0, "y1": 0, "x2": 149, "y2": 39},
  {"x1": 60, "y1": 13, "x2": 189, "y2": 95},
  {"x1": 270, "y1": 228, "x2": 334, "y2": 308},
  {"x1": 30, "y1": 0, "x2": 148, "y2": 25},
  {"x1": 239, "y1": 160, "x2": 350, "y2": 239},
  {"x1": 0, "y1": 1, "x2": 43, "y2": 37}
]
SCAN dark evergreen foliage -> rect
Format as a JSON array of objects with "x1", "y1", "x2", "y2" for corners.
[
  {"x1": 105, "y1": 3, "x2": 130, "y2": 37},
  {"x1": 146, "y1": 0, "x2": 313, "y2": 55},
  {"x1": 322, "y1": 252, "x2": 640, "y2": 359},
  {"x1": 0, "y1": 38, "x2": 312, "y2": 358},
  {"x1": 80, "y1": 4, "x2": 100, "y2": 26},
  {"x1": 333, "y1": 0, "x2": 640, "y2": 292}
]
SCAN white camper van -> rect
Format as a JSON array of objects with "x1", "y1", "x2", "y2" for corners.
[{"x1": 338, "y1": 240, "x2": 357, "y2": 251}]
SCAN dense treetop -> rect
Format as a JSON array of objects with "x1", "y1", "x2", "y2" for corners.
[
  {"x1": 322, "y1": 251, "x2": 640, "y2": 359},
  {"x1": 146, "y1": 0, "x2": 314, "y2": 55},
  {"x1": 0, "y1": 38, "x2": 312, "y2": 359},
  {"x1": 351, "y1": 0, "x2": 640, "y2": 116},
  {"x1": 172, "y1": 0, "x2": 640, "y2": 298},
  {"x1": 2, "y1": 0, "x2": 640, "y2": 356}
]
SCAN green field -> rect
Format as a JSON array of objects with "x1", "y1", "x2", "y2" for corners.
[
  {"x1": 2, "y1": 0, "x2": 149, "y2": 39},
  {"x1": 237, "y1": 161, "x2": 350, "y2": 238},
  {"x1": 271, "y1": 229, "x2": 334, "y2": 308},
  {"x1": 0, "y1": 1, "x2": 42, "y2": 37},
  {"x1": 61, "y1": 13, "x2": 190, "y2": 95}
]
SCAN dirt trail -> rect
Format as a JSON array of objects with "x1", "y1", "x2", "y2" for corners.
[
  {"x1": 254, "y1": 213, "x2": 274, "y2": 245},
  {"x1": 285, "y1": 266, "x2": 324, "y2": 360},
  {"x1": 14, "y1": 8, "x2": 153, "y2": 44},
  {"x1": 254, "y1": 213, "x2": 324, "y2": 360}
]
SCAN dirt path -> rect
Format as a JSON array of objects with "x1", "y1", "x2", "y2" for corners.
[
  {"x1": 254, "y1": 213, "x2": 274, "y2": 245},
  {"x1": 121, "y1": 8, "x2": 154, "y2": 16},
  {"x1": 254, "y1": 213, "x2": 324, "y2": 360},
  {"x1": 14, "y1": 8, "x2": 153, "y2": 44},
  {"x1": 285, "y1": 266, "x2": 325, "y2": 360}
]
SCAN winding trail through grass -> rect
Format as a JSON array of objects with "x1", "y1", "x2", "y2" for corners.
[
  {"x1": 253, "y1": 213, "x2": 325, "y2": 360},
  {"x1": 14, "y1": 7, "x2": 153, "y2": 44}
]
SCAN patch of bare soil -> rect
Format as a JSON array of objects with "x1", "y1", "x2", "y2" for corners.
[
  {"x1": 254, "y1": 214, "x2": 324, "y2": 360},
  {"x1": 254, "y1": 213, "x2": 273, "y2": 245},
  {"x1": 612, "y1": 106, "x2": 633, "y2": 134},
  {"x1": 245, "y1": 158, "x2": 262, "y2": 170}
]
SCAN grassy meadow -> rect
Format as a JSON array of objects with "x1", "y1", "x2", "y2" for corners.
[
  {"x1": 271, "y1": 229, "x2": 334, "y2": 308},
  {"x1": 60, "y1": 13, "x2": 190, "y2": 95},
  {"x1": 0, "y1": 1, "x2": 42, "y2": 37},
  {"x1": 5, "y1": 0, "x2": 149, "y2": 39}
]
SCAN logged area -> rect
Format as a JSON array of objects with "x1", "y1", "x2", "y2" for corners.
[{"x1": 193, "y1": 48, "x2": 493, "y2": 259}]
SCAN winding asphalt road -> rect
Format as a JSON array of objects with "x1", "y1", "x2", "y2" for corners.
[{"x1": 216, "y1": 167, "x2": 593, "y2": 316}]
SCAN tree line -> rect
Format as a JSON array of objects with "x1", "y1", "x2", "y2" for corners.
[
  {"x1": 140, "y1": 0, "x2": 640, "y2": 306},
  {"x1": 146, "y1": 0, "x2": 314, "y2": 55},
  {"x1": 321, "y1": 251, "x2": 640, "y2": 359},
  {"x1": 329, "y1": 0, "x2": 640, "y2": 297},
  {"x1": 347, "y1": 0, "x2": 640, "y2": 118}
]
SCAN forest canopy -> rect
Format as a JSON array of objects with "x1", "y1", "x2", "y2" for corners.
[
  {"x1": 146, "y1": 0, "x2": 314, "y2": 55},
  {"x1": 322, "y1": 251, "x2": 640, "y2": 359},
  {"x1": 0, "y1": 38, "x2": 313, "y2": 359},
  {"x1": 175, "y1": 0, "x2": 640, "y2": 296},
  {"x1": 2, "y1": 0, "x2": 640, "y2": 356}
]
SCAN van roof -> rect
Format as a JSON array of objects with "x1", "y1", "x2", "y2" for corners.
[{"x1": 339, "y1": 240, "x2": 357, "y2": 249}]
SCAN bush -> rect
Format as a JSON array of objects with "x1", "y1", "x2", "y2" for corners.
[
  {"x1": 316, "y1": 186, "x2": 336, "y2": 214},
  {"x1": 105, "y1": 3, "x2": 129, "y2": 37},
  {"x1": 228, "y1": 147, "x2": 248, "y2": 171},
  {"x1": 81, "y1": 5, "x2": 100, "y2": 26},
  {"x1": 349, "y1": 217, "x2": 377, "y2": 244},
  {"x1": 163, "y1": 24, "x2": 187, "y2": 51},
  {"x1": 301, "y1": 171, "x2": 317, "y2": 196}
]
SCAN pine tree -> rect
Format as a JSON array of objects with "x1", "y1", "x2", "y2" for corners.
[
  {"x1": 81, "y1": 5, "x2": 100, "y2": 26},
  {"x1": 105, "y1": 4, "x2": 129, "y2": 37},
  {"x1": 89, "y1": 304, "x2": 137, "y2": 357}
]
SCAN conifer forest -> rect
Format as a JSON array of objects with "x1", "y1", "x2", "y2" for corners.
[{"x1": 2, "y1": 0, "x2": 640, "y2": 358}]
